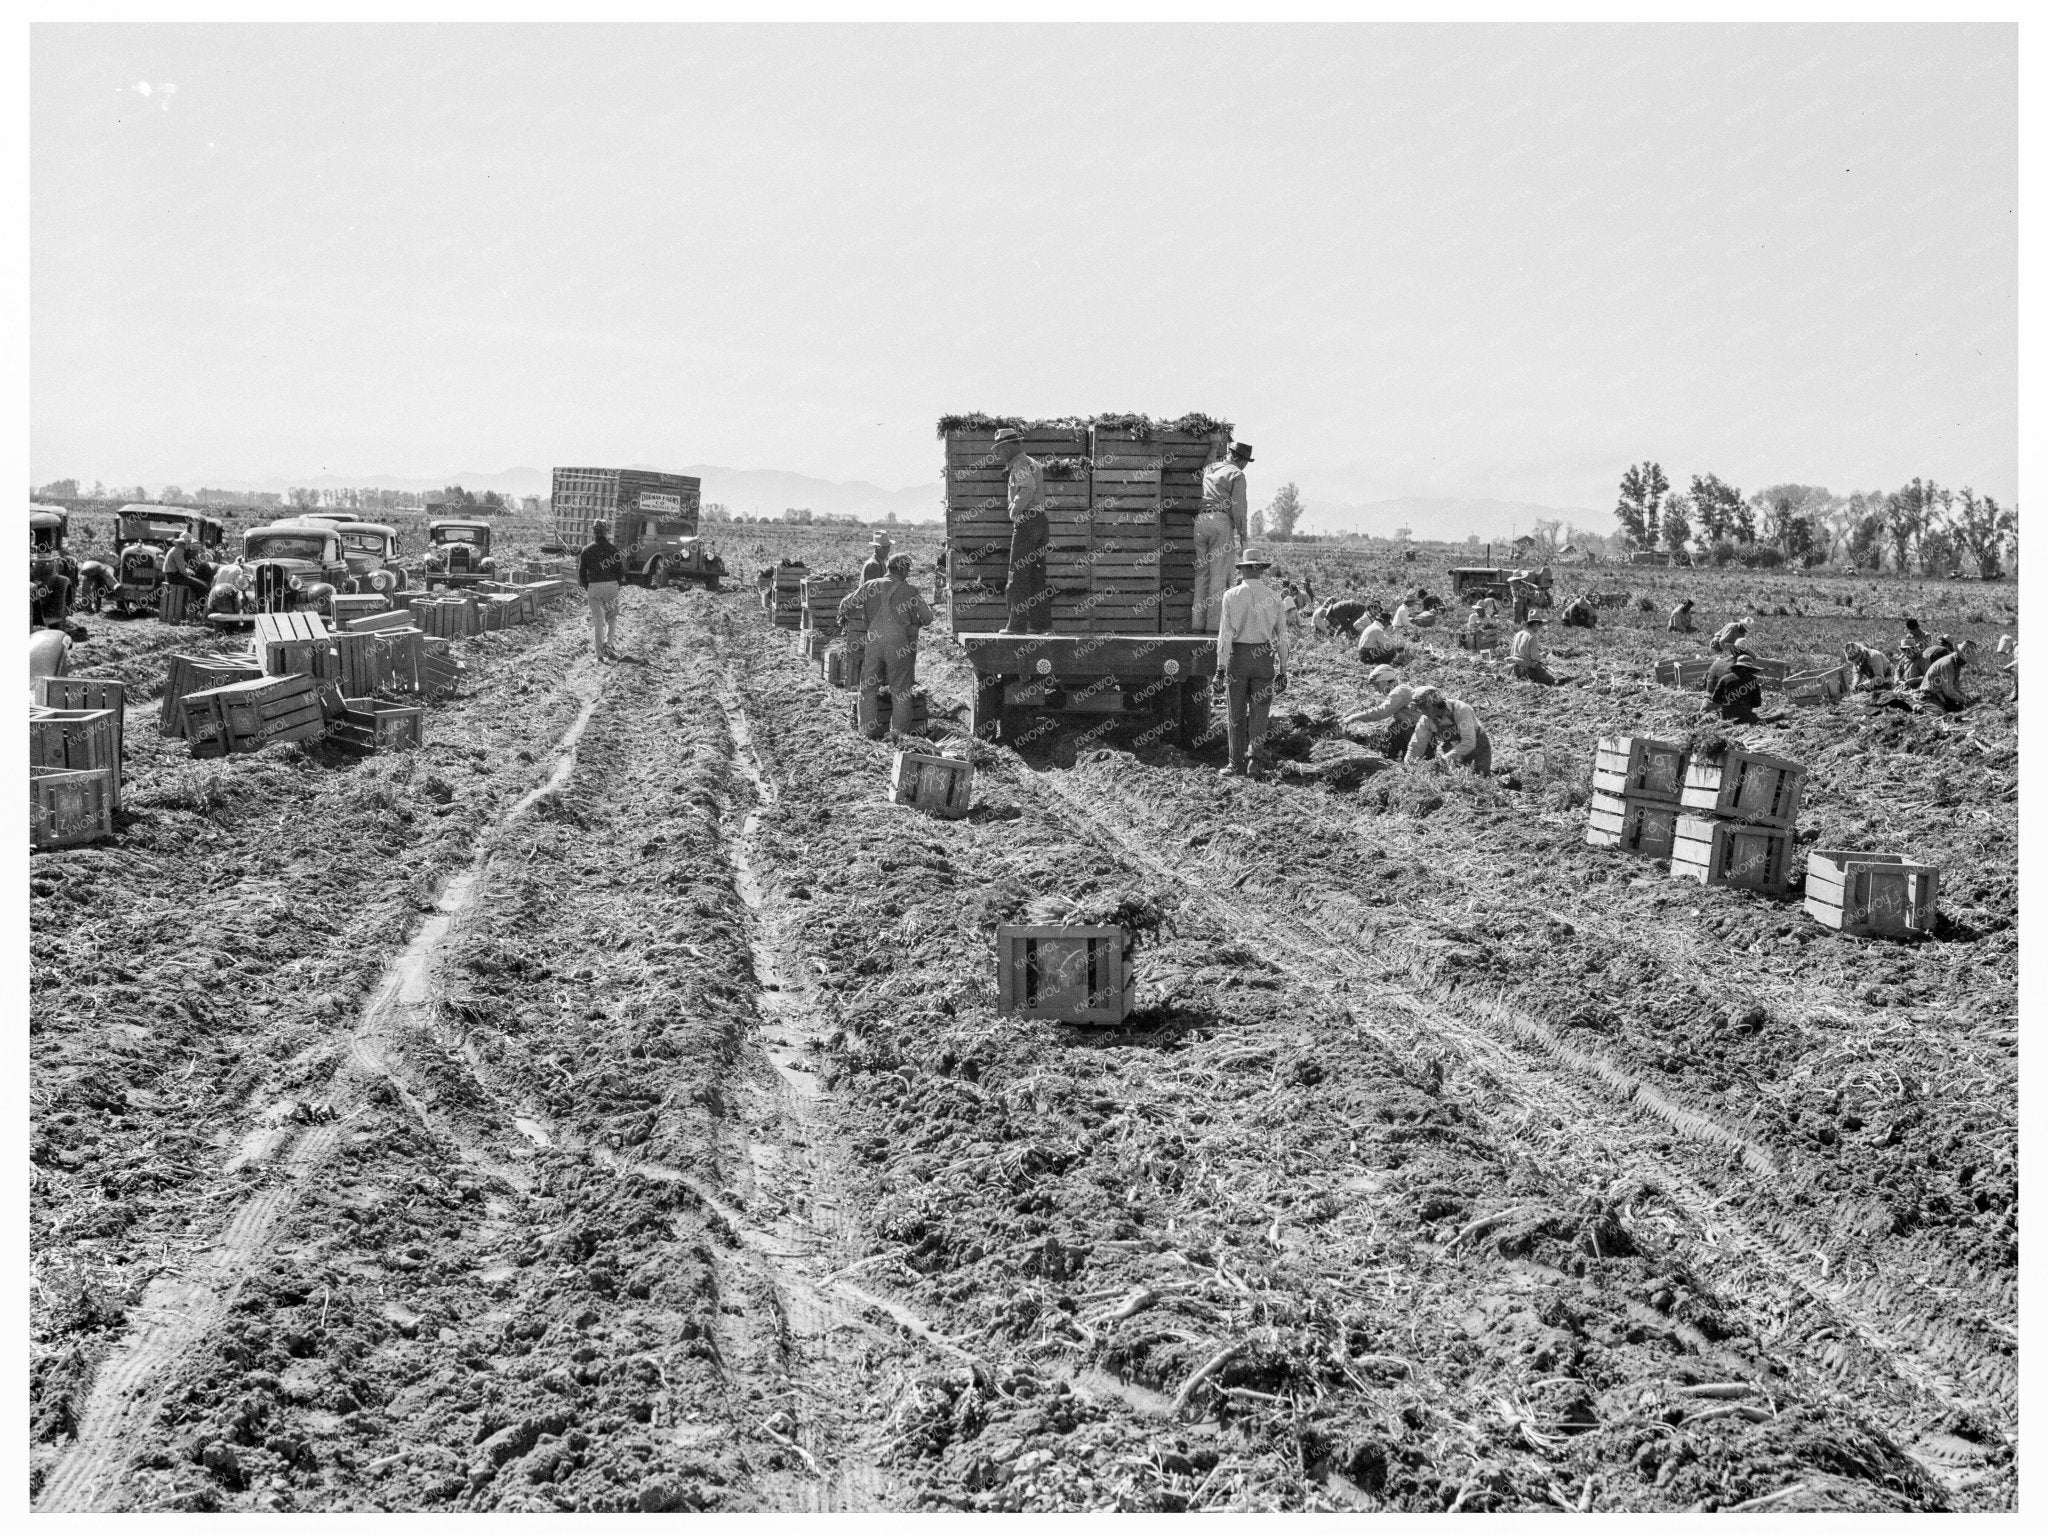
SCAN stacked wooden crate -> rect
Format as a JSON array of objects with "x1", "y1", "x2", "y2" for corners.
[
  {"x1": 37, "y1": 678, "x2": 125, "y2": 784},
  {"x1": 1804, "y1": 850, "x2": 1938, "y2": 939},
  {"x1": 316, "y1": 632, "x2": 388, "y2": 698},
  {"x1": 1128, "y1": 423, "x2": 1230, "y2": 635},
  {"x1": 345, "y1": 608, "x2": 417, "y2": 636},
  {"x1": 330, "y1": 593, "x2": 392, "y2": 628},
  {"x1": 942, "y1": 423, "x2": 1089, "y2": 633},
  {"x1": 1584, "y1": 735, "x2": 1686, "y2": 858},
  {"x1": 799, "y1": 575, "x2": 858, "y2": 636},
  {"x1": 410, "y1": 593, "x2": 478, "y2": 640},
  {"x1": 161, "y1": 655, "x2": 263, "y2": 738},
  {"x1": 256, "y1": 611, "x2": 334, "y2": 677},
  {"x1": 157, "y1": 584, "x2": 192, "y2": 624},
  {"x1": 1670, "y1": 746, "x2": 1804, "y2": 896},
  {"x1": 181, "y1": 674, "x2": 327, "y2": 758},
  {"x1": 995, "y1": 924, "x2": 1136, "y2": 1025},
  {"x1": 31, "y1": 706, "x2": 123, "y2": 811},
  {"x1": 769, "y1": 563, "x2": 808, "y2": 629}
]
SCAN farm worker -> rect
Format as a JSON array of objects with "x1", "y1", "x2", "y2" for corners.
[
  {"x1": 1917, "y1": 643, "x2": 1975, "y2": 713},
  {"x1": 1215, "y1": 546, "x2": 1288, "y2": 778},
  {"x1": 1998, "y1": 635, "x2": 2017, "y2": 701},
  {"x1": 578, "y1": 519, "x2": 627, "y2": 662},
  {"x1": 1705, "y1": 656, "x2": 1765, "y2": 723},
  {"x1": 1355, "y1": 608, "x2": 1405, "y2": 666},
  {"x1": 1342, "y1": 664, "x2": 1425, "y2": 760},
  {"x1": 1280, "y1": 581, "x2": 1303, "y2": 628},
  {"x1": 72, "y1": 560, "x2": 116, "y2": 613},
  {"x1": 861, "y1": 533, "x2": 892, "y2": 582},
  {"x1": 1470, "y1": 593, "x2": 1500, "y2": 622},
  {"x1": 1193, "y1": 441, "x2": 1253, "y2": 633},
  {"x1": 1710, "y1": 618, "x2": 1752, "y2": 655},
  {"x1": 1406, "y1": 687, "x2": 1492, "y2": 775},
  {"x1": 1668, "y1": 598, "x2": 1696, "y2": 633},
  {"x1": 28, "y1": 628, "x2": 70, "y2": 695},
  {"x1": 840, "y1": 553, "x2": 935, "y2": 738},
  {"x1": 932, "y1": 546, "x2": 949, "y2": 602},
  {"x1": 206, "y1": 563, "x2": 249, "y2": 617},
  {"x1": 1560, "y1": 595, "x2": 1596, "y2": 629},
  {"x1": 993, "y1": 428, "x2": 1051, "y2": 635},
  {"x1": 162, "y1": 532, "x2": 210, "y2": 604},
  {"x1": 1391, "y1": 598, "x2": 1413, "y2": 630},
  {"x1": 1322, "y1": 598, "x2": 1369, "y2": 639},
  {"x1": 1840, "y1": 642, "x2": 1893, "y2": 691},
  {"x1": 1509, "y1": 616, "x2": 1559, "y2": 685}
]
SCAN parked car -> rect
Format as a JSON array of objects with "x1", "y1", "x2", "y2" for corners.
[
  {"x1": 241, "y1": 523, "x2": 351, "y2": 616},
  {"x1": 30, "y1": 504, "x2": 77, "y2": 628},
  {"x1": 423, "y1": 520, "x2": 500, "y2": 587},
  {"x1": 111, "y1": 505, "x2": 227, "y2": 614},
  {"x1": 331, "y1": 521, "x2": 414, "y2": 595}
]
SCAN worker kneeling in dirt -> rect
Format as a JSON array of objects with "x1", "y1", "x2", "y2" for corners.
[
  {"x1": 1710, "y1": 618, "x2": 1750, "y2": 655},
  {"x1": 1559, "y1": 595, "x2": 1596, "y2": 629},
  {"x1": 1917, "y1": 642, "x2": 1976, "y2": 713},
  {"x1": 1342, "y1": 664, "x2": 1424, "y2": 760},
  {"x1": 840, "y1": 553, "x2": 935, "y2": 739},
  {"x1": 1355, "y1": 605, "x2": 1406, "y2": 666},
  {"x1": 1406, "y1": 686, "x2": 1491, "y2": 775},
  {"x1": 1841, "y1": 641, "x2": 1893, "y2": 692},
  {"x1": 1704, "y1": 655, "x2": 1765, "y2": 723},
  {"x1": 1509, "y1": 615, "x2": 1559, "y2": 685},
  {"x1": 1668, "y1": 598, "x2": 1695, "y2": 633}
]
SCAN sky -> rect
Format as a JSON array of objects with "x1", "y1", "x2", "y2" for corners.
[{"x1": 30, "y1": 24, "x2": 2018, "y2": 518}]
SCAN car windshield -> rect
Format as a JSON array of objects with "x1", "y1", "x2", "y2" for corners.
[
  {"x1": 435, "y1": 528, "x2": 487, "y2": 546},
  {"x1": 246, "y1": 533, "x2": 331, "y2": 561},
  {"x1": 340, "y1": 531, "x2": 392, "y2": 555},
  {"x1": 124, "y1": 519, "x2": 192, "y2": 543}
]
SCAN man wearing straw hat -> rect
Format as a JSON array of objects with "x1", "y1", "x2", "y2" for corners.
[{"x1": 1214, "y1": 545, "x2": 1288, "y2": 777}]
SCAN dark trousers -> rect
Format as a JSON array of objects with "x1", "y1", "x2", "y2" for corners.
[
  {"x1": 859, "y1": 634, "x2": 918, "y2": 736},
  {"x1": 1384, "y1": 717, "x2": 1417, "y2": 762},
  {"x1": 1514, "y1": 659, "x2": 1559, "y2": 686},
  {"x1": 1004, "y1": 512, "x2": 1051, "y2": 634},
  {"x1": 1226, "y1": 644, "x2": 1277, "y2": 773},
  {"x1": 168, "y1": 570, "x2": 210, "y2": 601}
]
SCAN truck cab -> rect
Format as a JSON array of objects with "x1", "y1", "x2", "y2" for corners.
[
  {"x1": 30, "y1": 505, "x2": 77, "y2": 627},
  {"x1": 331, "y1": 521, "x2": 412, "y2": 594},
  {"x1": 616, "y1": 509, "x2": 726, "y2": 589},
  {"x1": 241, "y1": 523, "x2": 350, "y2": 616},
  {"x1": 111, "y1": 505, "x2": 226, "y2": 613},
  {"x1": 423, "y1": 520, "x2": 498, "y2": 587}
]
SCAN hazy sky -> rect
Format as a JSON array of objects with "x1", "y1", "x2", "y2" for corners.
[{"x1": 32, "y1": 24, "x2": 2016, "y2": 513}]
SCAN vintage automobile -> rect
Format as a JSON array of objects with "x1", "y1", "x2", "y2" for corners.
[
  {"x1": 423, "y1": 519, "x2": 500, "y2": 588},
  {"x1": 331, "y1": 521, "x2": 414, "y2": 595},
  {"x1": 30, "y1": 504, "x2": 78, "y2": 628},
  {"x1": 614, "y1": 508, "x2": 727, "y2": 590},
  {"x1": 111, "y1": 505, "x2": 227, "y2": 613},
  {"x1": 240, "y1": 522, "x2": 352, "y2": 616}
]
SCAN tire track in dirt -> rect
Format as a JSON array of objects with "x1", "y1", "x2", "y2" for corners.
[
  {"x1": 34, "y1": 665, "x2": 611, "y2": 1513},
  {"x1": 1007, "y1": 761, "x2": 2011, "y2": 1485}
]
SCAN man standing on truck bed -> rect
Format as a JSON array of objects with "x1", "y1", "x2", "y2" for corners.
[
  {"x1": 1195, "y1": 442, "x2": 1253, "y2": 632},
  {"x1": 579, "y1": 520, "x2": 626, "y2": 662},
  {"x1": 839, "y1": 553, "x2": 936, "y2": 738},
  {"x1": 1215, "y1": 546, "x2": 1288, "y2": 778},
  {"x1": 992, "y1": 428, "x2": 1051, "y2": 634}
]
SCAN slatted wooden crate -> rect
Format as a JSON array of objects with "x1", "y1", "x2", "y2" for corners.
[
  {"x1": 1669, "y1": 813, "x2": 1794, "y2": 897},
  {"x1": 1654, "y1": 658, "x2": 1714, "y2": 690},
  {"x1": 160, "y1": 655, "x2": 262, "y2": 737},
  {"x1": 793, "y1": 629, "x2": 828, "y2": 661},
  {"x1": 800, "y1": 575, "x2": 859, "y2": 634},
  {"x1": 417, "y1": 640, "x2": 463, "y2": 700},
  {"x1": 1584, "y1": 791, "x2": 1679, "y2": 858},
  {"x1": 1456, "y1": 625, "x2": 1503, "y2": 652},
  {"x1": 31, "y1": 766, "x2": 115, "y2": 850},
  {"x1": 345, "y1": 608, "x2": 417, "y2": 634},
  {"x1": 825, "y1": 640, "x2": 864, "y2": 689},
  {"x1": 255, "y1": 611, "x2": 335, "y2": 676},
  {"x1": 1782, "y1": 665, "x2": 1850, "y2": 707},
  {"x1": 313, "y1": 632, "x2": 387, "y2": 698},
  {"x1": 30, "y1": 707, "x2": 123, "y2": 809},
  {"x1": 890, "y1": 749, "x2": 974, "y2": 819},
  {"x1": 770, "y1": 564, "x2": 809, "y2": 593},
  {"x1": 849, "y1": 688, "x2": 931, "y2": 736},
  {"x1": 375, "y1": 629, "x2": 426, "y2": 694},
  {"x1": 37, "y1": 678, "x2": 124, "y2": 779},
  {"x1": 181, "y1": 673, "x2": 326, "y2": 758},
  {"x1": 1804, "y1": 850, "x2": 1938, "y2": 939},
  {"x1": 995, "y1": 924, "x2": 1136, "y2": 1026},
  {"x1": 157, "y1": 584, "x2": 191, "y2": 623},
  {"x1": 331, "y1": 696, "x2": 426, "y2": 753},
  {"x1": 950, "y1": 583, "x2": 1010, "y2": 632},
  {"x1": 330, "y1": 593, "x2": 392, "y2": 628},
  {"x1": 409, "y1": 595, "x2": 477, "y2": 640},
  {"x1": 1680, "y1": 746, "x2": 1803, "y2": 828},
  {"x1": 1593, "y1": 735, "x2": 1687, "y2": 802}
]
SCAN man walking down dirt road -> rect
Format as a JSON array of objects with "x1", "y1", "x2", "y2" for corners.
[
  {"x1": 994, "y1": 428, "x2": 1051, "y2": 634},
  {"x1": 579, "y1": 520, "x2": 626, "y2": 662},
  {"x1": 1194, "y1": 441, "x2": 1253, "y2": 633},
  {"x1": 840, "y1": 553, "x2": 935, "y2": 739},
  {"x1": 1215, "y1": 546, "x2": 1288, "y2": 778}
]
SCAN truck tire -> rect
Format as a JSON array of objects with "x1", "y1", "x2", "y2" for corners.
[{"x1": 972, "y1": 675, "x2": 1007, "y2": 742}]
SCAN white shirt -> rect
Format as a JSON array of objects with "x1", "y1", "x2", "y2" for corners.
[
  {"x1": 1391, "y1": 603, "x2": 1412, "y2": 629},
  {"x1": 1216, "y1": 577, "x2": 1289, "y2": 668}
]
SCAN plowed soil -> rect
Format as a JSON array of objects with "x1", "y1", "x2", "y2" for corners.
[{"x1": 29, "y1": 534, "x2": 2017, "y2": 1511}]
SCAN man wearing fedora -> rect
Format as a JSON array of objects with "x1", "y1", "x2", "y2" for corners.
[
  {"x1": 992, "y1": 427, "x2": 1051, "y2": 634},
  {"x1": 1214, "y1": 545, "x2": 1289, "y2": 777},
  {"x1": 1194, "y1": 441, "x2": 1253, "y2": 633},
  {"x1": 1509, "y1": 613, "x2": 1558, "y2": 685},
  {"x1": 862, "y1": 531, "x2": 893, "y2": 582}
]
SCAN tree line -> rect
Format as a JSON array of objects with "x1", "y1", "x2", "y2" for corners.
[{"x1": 1614, "y1": 463, "x2": 2017, "y2": 577}]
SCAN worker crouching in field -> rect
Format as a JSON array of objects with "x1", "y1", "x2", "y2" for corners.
[
  {"x1": 1710, "y1": 619, "x2": 1750, "y2": 655},
  {"x1": 840, "y1": 553, "x2": 935, "y2": 739},
  {"x1": 1509, "y1": 615, "x2": 1559, "y2": 685},
  {"x1": 1705, "y1": 655, "x2": 1765, "y2": 723},
  {"x1": 1841, "y1": 641, "x2": 1894, "y2": 692},
  {"x1": 1559, "y1": 595, "x2": 1596, "y2": 629},
  {"x1": 1322, "y1": 598, "x2": 1369, "y2": 641},
  {"x1": 1917, "y1": 641, "x2": 1976, "y2": 713},
  {"x1": 1343, "y1": 664, "x2": 1424, "y2": 760},
  {"x1": 1406, "y1": 686, "x2": 1491, "y2": 775},
  {"x1": 1216, "y1": 547, "x2": 1288, "y2": 778},
  {"x1": 1355, "y1": 605, "x2": 1406, "y2": 666},
  {"x1": 1668, "y1": 598, "x2": 1696, "y2": 633},
  {"x1": 579, "y1": 520, "x2": 626, "y2": 661}
]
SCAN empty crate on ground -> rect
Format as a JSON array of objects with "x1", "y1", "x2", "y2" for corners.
[
  {"x1": 1585, "y1": 795, "x2": 1679, "y2": 858},
  {"x1": 1805, "y1": 850, "x2": 1938, "y2": 939},
  {"x1": 31, "y1": 767, "x2": 115, "y2": 850},
  {"x1": 161, "y1": 655, "x2": 263, "y2": 737},
  {"x1": 995, "y1": 924, "x2": 1136, "y2": 1026},
  {"x1": 30, "y1": 707, "x2": 122, "y2": 810},
  {"x1": 330, "y1": 698, "x2": 426, "y2": 753},
  {"x1": 890, "y1": 749, "x2": 973, "y2": 819},
  {"x1": 181, "y1": 674, "x2": 327, "y2": 758},
  {"x1": 37, "y1": 678, "x2": 124, "y2": 782}
]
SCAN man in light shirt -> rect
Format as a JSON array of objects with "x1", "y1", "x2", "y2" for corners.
[
  {"x1": 1214, "y1": 546, "x2": 1288, "y2": 777},
  {"x1": 1355, "y1": 607, "x2": 1405, "y2": 666},
  {"x1": 993, "y1": 428, "x2": 1051, "y2": 634},
  {"x1": 1342, "y1": 664, "x2": 1424, "y2": 760},
  {"x1": 1509, "y1": 615, "x2": 1558, "y2": 685},
  {"x1": 1193, "y1": 441, "x2": 1252, "y2": 633},
  {"x1": 1406, "y1": 688, "x2": 1492, "y2": 775}
]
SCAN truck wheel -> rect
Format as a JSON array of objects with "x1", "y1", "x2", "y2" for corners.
[{"x1": 972, "y1": 676, "x2": 1007, "y2": 742}]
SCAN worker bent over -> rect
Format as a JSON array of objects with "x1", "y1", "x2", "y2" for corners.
[
  {"x1": 1406, "y1": 687, "x2": 1492, "y2": 775},
  {"x1": 1668, "y1": 598, "x2": 1696, "y2": 633},
  {"x1": 1193, "y1": 442, "x2": 1253, "y2": 634},
  {"x1": 1917, "y1": 643, "x2": 1975, "y2": 714},
  {"x1": 1215, "y1": 546, "x2": 1287, "y2": 777},
  {"x1": 579, "y1": 520, "x2": 626, "y2": 661},
  {"x1": 1510, "y1": 616, "x2": 1558, "y2": 685},
  {"x1": 840, "y1": 553, "x2": 935, "y2": 739},
  {"x1": 993, "y1": 429, "x2": 1051, "y2": 634},
  {"x1": 1343, "y1": 664, "x2": 1424, "y2": 761},
  {"x1": 1705, "y1": 656, "x2": 1765, "y2": 723}
]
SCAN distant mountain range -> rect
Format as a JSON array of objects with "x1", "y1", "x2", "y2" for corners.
[{"x1": 1298, "y1": 497, "x2": 1607, "y2": 544}]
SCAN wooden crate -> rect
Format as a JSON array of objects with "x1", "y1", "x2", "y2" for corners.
[
  {"x1": 30, "y1": 707, "x2": 122, "y2": 809},
  {"x1": 410, "y1": 595, "x2": 477, "y2": 640},
  {"x1": 330, "y1": 593, "x2": 393, "y2": 628},
  {"x1": 1654, "y1": 658, "x2": 1714, "y2": 690},
  {"x1": 1593, "y1": 735, "x2": 1686, "y2": 802},
  {"x1": 826, "y1": 640, "x2": 864, "y2": 690},
  {"x1": 160, "y1": 655, "x2": 262, "y2": 737},
  {"x1": 332, "y1": 697, "x2": 426, "y2": 753},
  {"x1": 30, "y1": 766, "x2": 115, "y2": 850},
  {"x1": 416, "y1": 642, "x2": 463, "y2": 700},
  {"x1": 181, "y1": 673, "x2": 325, "y2": 758},
  {"x1": 345, "y1": 608, "x2": 417, "y2": 634},
  {"x1": 770, "y1": 564, "x2": 809, "y2": 592},
  {"x1": 1680, "y1": 747, "x2": 1803, "y2": 828},
  {"x1": 1456, "y1": 625, "x2": 1502, "y2": 652},
  {"x1": 1804, "y1": 850, "x2": 1938, "y2": 939},
  {"x1": 37, "y1": 678, "x2": 124, "y2": 780},
  {"x1": 1669, "y1": 813, "x2": 1794, "y2": 897},
  {"x1": 1783, "y1": 665, "x2": 1850, "y2": 707},
  {"x1": 890, "y1": 750, "x2": 973, "y2": 819},
  {"x1": 376, "y1": 629, "x2": 427, "y2": 694},
  {"x1": 1584, "y1": 791, "x2": 1679, "y2": 858},
  {"x1": 313, "y1": 632, "x2": 387, "y2": 698},
  {"x1": 256, "y1": 611, "x2": 335, "y2": 676},
  {"x1": 793, "y1": 629, "x2": 828, "y2": 661},
  {"x1": 995, "y1": 924, "x2": 1136, "y2": 1026},
  {"x1": 156, "y1": 584, "x2": 190, "y2": 623}
]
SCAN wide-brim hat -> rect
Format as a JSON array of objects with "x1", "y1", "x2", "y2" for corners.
[
  {"x1": 1367, "y1": 664, "x2": 1400, "y2": 687},
  {"x1": 1235, "y1": 547, "x2": 1273, "y2": 569},
  {"x1": 1229, "y1": 442, "x2": 1254, "y2": 462},
  {"x1": 992, "y1": 427, "x2": 1025, "y2": 447}
]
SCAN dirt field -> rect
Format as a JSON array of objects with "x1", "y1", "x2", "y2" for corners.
[{"x1": 29, "y1": 529, "x2": 2017, "y2": 1511}]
